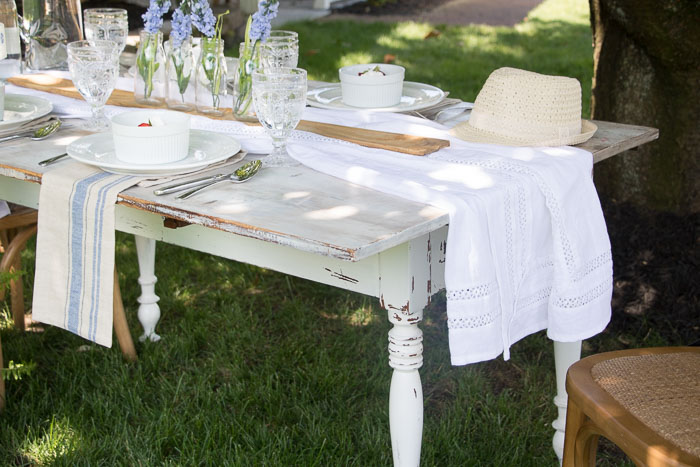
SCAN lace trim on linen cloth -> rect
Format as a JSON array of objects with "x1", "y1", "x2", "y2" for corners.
[{"x1": 447, "y1": 282, "x2": 498, "y2": 330}]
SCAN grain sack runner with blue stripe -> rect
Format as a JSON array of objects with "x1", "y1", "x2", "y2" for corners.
[{"x1": 32, "y1": 161, "x2": 140, "y2": 347}]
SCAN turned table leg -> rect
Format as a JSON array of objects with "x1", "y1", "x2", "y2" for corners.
[
  {"x1": 388, "y1": 322, "x2": 424, "y2": 467},
  {"x1": 134, "y1": 235, "x2": 161, "y2": 342},
  {"x1": 379, "y1": 234, "x2": 434, "y2": 467},
  {"x1": 552, "y1": 340, "x2": 582, "y2": 464}
]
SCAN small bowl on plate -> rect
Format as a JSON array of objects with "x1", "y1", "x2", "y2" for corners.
[
  {"x1": 339, "y1": 63, "x2": 405, "y2": 108},
  {"x1": 111, "y1": 109, "x2": 190, "y2": 165}
]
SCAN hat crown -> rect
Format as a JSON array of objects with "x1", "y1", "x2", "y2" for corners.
[{"x1": 469, "y1": 67, "x2": 583, "y2": 143}]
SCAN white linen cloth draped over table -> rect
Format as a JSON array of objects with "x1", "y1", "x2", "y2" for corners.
[{"x1": 10, "y1": 77, "x2": 611, "y2": 363}]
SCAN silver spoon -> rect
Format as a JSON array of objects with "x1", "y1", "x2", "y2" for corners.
[
  {"x1": 177, "y1": 160, "x2": 262, "y2": 200},
  {"x1": 0, "y1": 118, "x2": 62, "y2": 143},
  {"x1": 38, "y1": 152, "x2": 69, "y2": 166}
]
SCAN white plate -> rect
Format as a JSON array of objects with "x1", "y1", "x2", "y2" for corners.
[
  {"x1": 0, "y1": 94, "x2": 53, "y2": 130},
  {"x1": 307, "y1": 81, "x2": 445, "y2": 112},
  {"x1": 67, "y1": 130, "x2": 243, "y2": 176}
]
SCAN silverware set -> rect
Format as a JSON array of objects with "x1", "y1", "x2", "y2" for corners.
[
  {"x1": 154, "y1": 159, "x2": 263, "y2": 199},
  {"x1": 406, "y1": 98, "x2": 473, "y2": 121},
  {"x1": 0, "y1": 117, "x2": 63, "y2": 143}
]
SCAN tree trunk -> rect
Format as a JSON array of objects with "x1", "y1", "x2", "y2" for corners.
[{"x1": 589, "y1": 0, "x2": 700, "y2": 213}]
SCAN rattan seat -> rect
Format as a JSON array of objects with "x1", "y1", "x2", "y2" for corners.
[{"x1": 563, "y1": 346, "x2": 700, "y2": 466}]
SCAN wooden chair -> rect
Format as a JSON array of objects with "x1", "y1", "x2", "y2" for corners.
[
  {"x1": 0, "y1": 206, "x2": 137, "y2": 411},
  {"x1": 563, "y1": 346, "x2": 700, "y2": 466}
]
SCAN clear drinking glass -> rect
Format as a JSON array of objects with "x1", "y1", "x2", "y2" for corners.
[
  {"x1": 259, "y1": 30, "x2": 299, "y2": 71},
  {"x1": 195, "y1": 37, "x2": 227, "y2": 116},
  {"x1": 165, "y1": 37, "x2": 195, "y2": 111},
  {"x1": 83, "y1": 8, "x2": 129, "y2": 53},
  {"x1": 134, "y1": 30, "x2": 166, "y2": 106},
  {"x1": 67, "y1": 40, "x2": 120, "y2": 131},
  {"x1": 252, "y1": 67, "x2": 307, "y2": 167},
  {"x1": 232, "y1": 41, "x2": 259, "y2": 121}
]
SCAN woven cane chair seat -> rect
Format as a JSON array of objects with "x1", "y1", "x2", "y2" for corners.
[{"x1": 563, "y1": 346, "x2": 700, "y2": 466}]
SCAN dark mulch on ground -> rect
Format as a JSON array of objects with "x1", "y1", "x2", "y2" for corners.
[
  {"x1": 332, "y1": 0, "x2": 453, "y2": 16},
  {"x1": 599, "y1": 197, "x2": 700, "y2": 347}
]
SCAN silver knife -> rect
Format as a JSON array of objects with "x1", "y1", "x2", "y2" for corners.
[{"x1": 153, "y1": 172, "x2": 233, "y2": 195}]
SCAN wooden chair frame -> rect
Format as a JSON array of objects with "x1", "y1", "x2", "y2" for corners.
[{"x1": 563, "y1": 346, "x2": 700, "y2": 467}]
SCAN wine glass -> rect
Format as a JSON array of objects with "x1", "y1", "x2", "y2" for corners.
[
  {"x1": 83, "y1": 8, "x2": 129, "y2": 54},
  {"x1": 252, "y1": 67, "x2": 307, "y2": 167},
  {"x1": 259, "y1": 30, "x2": 299, "y2": 71},
  {"x1": 67, "y1": 40, "x2": 120, "y2": 131}
]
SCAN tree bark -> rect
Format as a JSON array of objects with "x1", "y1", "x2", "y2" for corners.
[{"x1": 589, "y1": 0, "x2": 700, "y2": 213}]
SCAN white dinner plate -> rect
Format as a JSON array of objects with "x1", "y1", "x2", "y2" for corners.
[
  {"x1": 306, "y1": 81, "x2": 445, "y2": 112},
  {"x1": 67, "y1": 130, "x2": 243, "y2": 176},
  {"x1": 0, "y1": 94, "x2": 53, "y2": 130}
]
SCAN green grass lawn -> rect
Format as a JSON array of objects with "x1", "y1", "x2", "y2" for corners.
[
  {"x1": 289, "y1": 0, "x2": 594, "y2": 117},
  {"x1": 0, "y1": 1, "x2": 641, "y2": 464}
]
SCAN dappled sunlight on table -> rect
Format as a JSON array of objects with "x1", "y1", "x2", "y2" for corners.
[{"x1": 305, "y1": 205, "x2": 359, "y2": 220}]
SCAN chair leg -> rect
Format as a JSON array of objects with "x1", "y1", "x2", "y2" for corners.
[
  {"x1": 563, "y1": 398, "x2": 586, "y2": 466},
  {"x1": 113, "y1": 268, "x2": 137, "y2": 362},
  {"x1": 10, "y1": 255, "x2": 25, "y2": 332},
  {"x1": 0, "y1": 230, "x2": 9, "y2": 302},
  {"x1": 574, "y1": 421, "x2": 600, "y2": 467},
  {"x1": 0, "y1": 226, "x2": 37, "y2": 331},
  {"x1": 0, "y1": 332, "x2": 5, "y2": 412}
]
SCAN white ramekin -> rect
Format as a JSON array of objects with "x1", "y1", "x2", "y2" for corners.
[
  {"x1": 339, "y1": 63, "x2": 405, "y2": 108},
  {"x1": 111, "y1": 109, "x2": 191, "y2": 164}
]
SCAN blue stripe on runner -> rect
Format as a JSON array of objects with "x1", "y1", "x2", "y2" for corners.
[
  {"x1": 65, "y1": 171, "x2": 114, "y2": 334},
  {"x1": 87, "y1": 175, "x2": 133, "y2": 341}
]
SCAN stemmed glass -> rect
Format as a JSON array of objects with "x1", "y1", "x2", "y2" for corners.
[
  {"x1": 83, "y1": 8, "x2": 129, "y2": 54},
  {"x1": 252, "y1": 67, "x2": 307, "y2": 167},
  {"x1": 259, "y1": 30, "x2": 299, "y2": 71},
  {"x1": 67, "y1": 40, "x2": 120, "y2": 131}
]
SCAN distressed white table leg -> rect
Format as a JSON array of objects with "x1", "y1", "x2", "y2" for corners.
[
  {"x1": 552, "y1": 340, "x2": 582, "y2": 464},
  {"x1": 134, "y1": 235, "x2": 161, "y2": 342},
  {"x1": 379, "y1": 233, "x2": 434, "y2": 467}
]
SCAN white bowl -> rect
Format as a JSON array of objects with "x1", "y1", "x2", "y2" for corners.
[
  {"x1": 339, "y1": 63, "x2": 405, "y2": 108},
  {"x1": 111, "y1": 110, "x2": 190, "y2": 165}
]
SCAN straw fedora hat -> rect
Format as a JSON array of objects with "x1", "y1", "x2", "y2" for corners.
[{"x1": 451, "y1": 67, "x2": 597, "y2": 146}]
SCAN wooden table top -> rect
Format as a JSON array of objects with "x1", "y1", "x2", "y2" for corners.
[{"x1": 0, "y1": 106, "x2": 658, "y2": 262}]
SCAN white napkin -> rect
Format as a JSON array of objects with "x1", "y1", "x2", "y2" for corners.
[
  {"x1": 32, "y1": 161, "x2": 140, "y2": 347},
  {"x1": 288, "y1": 107, "x2": 612, "y2": 365}
]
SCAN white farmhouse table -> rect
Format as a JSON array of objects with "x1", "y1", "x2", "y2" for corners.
[{"x1": 0, "y1": 111, "x2": 657, "y2": 465}]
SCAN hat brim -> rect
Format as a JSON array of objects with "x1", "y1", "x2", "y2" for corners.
[{"x1": 450, "y1": 119, "x2": 598, "y2": 147}]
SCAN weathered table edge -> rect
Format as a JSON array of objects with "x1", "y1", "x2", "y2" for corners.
[
  {"x1": 582, "y1": 120, "x2": 659, "y2": 164},
  {"x1": 0, "y1": 119, "x2": 659, "y2": 262}
]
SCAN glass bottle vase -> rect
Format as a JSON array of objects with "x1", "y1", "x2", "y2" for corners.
[
  {"x1": 134, "y1": 30, "x2": 166, "y2": 106},
  {"x1": 165, "y1": 37, "x2": 195, "y2": 111},
  {"x1": 232, "y1": 41, "x2": 259, "y2": 121},
  {"x1": 195, "y1": 37, "x2": 227, "y2": 116}
]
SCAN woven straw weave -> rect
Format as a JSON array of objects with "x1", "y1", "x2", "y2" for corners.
[
  {"x1": 591, "y1": 352, "x2": 700, "y2": 457},
  {"x1": 451, "y1": 67, "x2": 597, "y2": 146}
]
